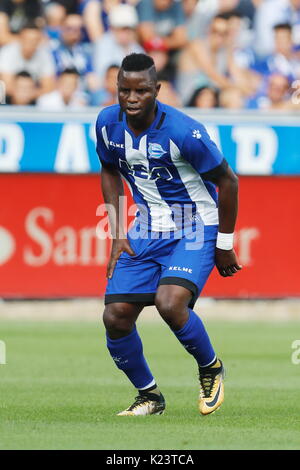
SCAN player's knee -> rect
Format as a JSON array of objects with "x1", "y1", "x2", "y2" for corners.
[
  {"x1": 103, "y1": 304, "x2": 135, "y2": 337},
  {"x1": 155, "y1": 294, "x2": 188, "y2": 330}
]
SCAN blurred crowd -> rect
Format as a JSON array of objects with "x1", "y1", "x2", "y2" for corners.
[{"x1": 0, "y1": 0, "x2": 300, "y2": 110}]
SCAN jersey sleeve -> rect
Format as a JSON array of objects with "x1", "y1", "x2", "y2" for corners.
[
  {"x1": 95, "y1": 112, "x2": 117, "y2": 169},
  {"x1": 181, "y1": 125, "x2": 228, "y2": 180}
]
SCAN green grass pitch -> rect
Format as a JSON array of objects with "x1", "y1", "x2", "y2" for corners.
[{"x1": 0, "y1": 319, "x2": 299, "y2": 450}]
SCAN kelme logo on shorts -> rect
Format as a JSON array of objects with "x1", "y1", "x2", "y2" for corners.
[
  {"x1": 169, "y1": 266, "x2": 192, "y2": 274},
  {"x1": 148, "y1": 143, "x2": 166, "y2": 159}
]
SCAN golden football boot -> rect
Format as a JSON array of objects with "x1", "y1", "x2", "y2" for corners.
[
  {"x1": 198, "y1": 359, "x2": 225, "y2": 415},
  {"x1": 117, "y1": 392, "x2": 165, "y2": 416}
]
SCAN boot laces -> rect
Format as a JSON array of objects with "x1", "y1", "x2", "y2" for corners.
[
  {"x1": 128, "y1": 394, "x2": 153, "y2": 411},
  {"x1": 199, "y1": 371, "x2": 217, "y2": 398}
]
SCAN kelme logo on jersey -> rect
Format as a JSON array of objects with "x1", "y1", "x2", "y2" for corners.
[{"x1": 148, "y1": 142, "x2": 166, "y2": 159}]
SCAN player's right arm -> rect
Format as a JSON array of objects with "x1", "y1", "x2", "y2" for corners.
[
  {"x1": 96, "y1": 111, "x2": 135, "y2": 279},
  {"x1": 101, "y1": 164, "x2": 135, "y2": 279}
]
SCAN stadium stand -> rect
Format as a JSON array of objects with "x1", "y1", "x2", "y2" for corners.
[{"x1": 0, "y1": 0, "x2": 299, "y2": 110}]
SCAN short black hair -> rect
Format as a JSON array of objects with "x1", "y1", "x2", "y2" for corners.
[
  {"x1": 273, "y1": 22, "x2": 292, "y2": 32},
  {"x1": 121, "y1": 53, "x2": 154, "y2": 72},
  {"x1": 120, "y1": 53, "x2": 157, "y2": 82}
]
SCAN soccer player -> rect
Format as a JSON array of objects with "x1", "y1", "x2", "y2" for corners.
[{"x1": 96, "y1": 53, "x2": 241, "y2": 416}]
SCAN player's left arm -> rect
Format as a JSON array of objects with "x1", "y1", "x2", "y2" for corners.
[
  {"x1": 181, "y1": 125, "x2": 242, "y2": 277},
  {"x1": 212, "y1": 165, "x2": 242, "y2": 277}
]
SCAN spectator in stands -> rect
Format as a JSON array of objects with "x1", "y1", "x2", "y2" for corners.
[
  {"x1": 0, "y1": 22, "x2": 56, "y2": 98},
  {"x1": 254, "y1": 0, "x2": 300, "y2": 57},
  {"x1": 93, "y1": 4, "x2": 143, "y2": 84},
  {"x1": 43, "y1": 0, "x2": 79, "y2": 16},
  {"x1": 0, "y1": 0, "x2": 43, "y2": 46},
  {"x1": 225, "y1": 10, "x2": 262, "y2": 97},
  {"x1": 177, "y1": 14, "x2": 233, "y2": 103},
  {"x1": 261, "y1": 73, "x2": 291, "y2": 110},
  {"x1": 256, "y1": 23, "x2": 300, "y2": 81},
  {"x1": 143, "y1": 36, "x2": 175, "y2": 82},
  {"x1": 219, "y1": 85, "x2": 244, "y2": 108},
  {"x1": 37, "y1": 67, "x2": 88, "y2": 109},
  {"x1": 246, "y1": 73, "x2": 291, "y2": 109},
  {"x1": 43, "y1": 0, "x2": 94, "y2": 44},
  {"x1": 232, "y1": 0, "x2": 258, "y2": 27},
  {"x1": 51, "y1": 14, "x2": 99, "y2": 94},
  {"x1": 43, "y1": 3, "x2": 67, "y2": 43},
  {"x1": 157, "y1": 78, "x2": 182, "y2": 107},
  {"x1": 79, "y1": 0, "x2": 137, "y2": 43},
  {"x1": 43, "y1": 0, "x2": 80, "y2": 41},
  {"x1": 5, "y1": 70, "x2": 37, "y2": 105},
  {"x1": 80, "y1": 0, "x2": 143, "y2": 43},
  {"x1": 79, "y1": 0, "x2": 125, "y2": 43},
  {"x1": 0, "y1": 0, "x2": 298, "y2": 112},
  {"x1": 137, "y1": 0, "x2": 187, "y2": 51},
  {"x1": 187, "y1": 86, "x2": 219, "y2": 108},
  {"x1": 79, "y1": 0, "x2": 103, "y2": 43},
  {"x1": 90, "y1": 64, "x2": 119, "y2": 106},
  {"x1": 182, "y1": 0, "x2": 198, "y2": 38},
  {"x1": 97, "y1": 0, "x2": 121, "y2": 31},
  {"x1": 184, "y1": 0, "x2": 239, "y2": 40},
  {"x1": 226, "y1": 9, "x2": 254, "y2": 55}
]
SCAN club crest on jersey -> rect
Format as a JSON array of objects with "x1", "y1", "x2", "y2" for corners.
[{"x1": 148, "y1": 142, "x2": 166, "y2": 159}]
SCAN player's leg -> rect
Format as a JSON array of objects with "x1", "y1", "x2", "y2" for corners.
[
  {"x1": 103, "y1": 301, "x2": 154, "y2": 388},
  {"x1": 155, "y1": 227, "x2": 225, "y2": 415},
  {"x1": 155, "y1": 285, "x2": 217, "y2": 368},
  {"x1": 103, "y1": 302, "x2": 165, "y2": 416},
  {"x1": 155, "y1": 285, "x2": 224, "y2": 415}
]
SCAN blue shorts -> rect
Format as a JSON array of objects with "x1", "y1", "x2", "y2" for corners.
[{"x1": 105, "y1": 224, "x2": 218, "y2": 308}]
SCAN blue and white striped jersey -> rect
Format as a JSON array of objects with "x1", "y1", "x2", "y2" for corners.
[{"x1": 96, "y1": 100, "x2": 227, "y2": 232}]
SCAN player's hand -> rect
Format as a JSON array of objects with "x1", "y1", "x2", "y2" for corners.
[
  {"x1": 107, "y1": 239, "x2": 135, "y2": 279},
  {"x1": 215, "y1": 248, "x2": 242, "y2": 277}
]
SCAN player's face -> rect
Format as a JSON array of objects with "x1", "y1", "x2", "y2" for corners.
[{"x1": 118, "y1": 69, "x2": 160, "y2": 124}]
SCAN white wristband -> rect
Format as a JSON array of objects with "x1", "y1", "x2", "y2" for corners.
[{"x1": 216, "y1": 232, "x2": 234, "y2": 250}]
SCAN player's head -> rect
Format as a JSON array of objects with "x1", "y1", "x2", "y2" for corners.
[{"x1": 118, "y1": 53, "x2": 161, "y2": 123}]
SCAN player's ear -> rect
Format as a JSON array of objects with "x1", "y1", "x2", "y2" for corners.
[{"x1": 155, "y1": 83, "x2": 161, "y2": 97}]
